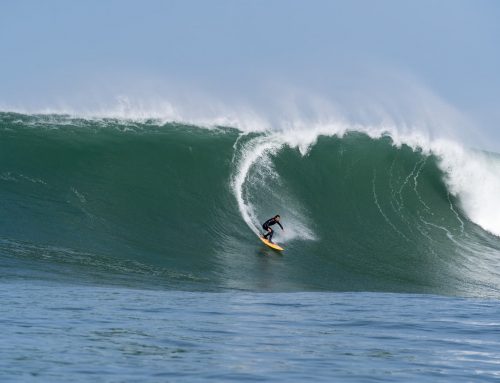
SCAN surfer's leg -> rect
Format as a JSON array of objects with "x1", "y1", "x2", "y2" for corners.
[
  {"x1": 262, "y1": 225, "x2": 269, "y2": 238},
  {"x1": 268, "y1": 229, "x2": 274, "y2": 243}
]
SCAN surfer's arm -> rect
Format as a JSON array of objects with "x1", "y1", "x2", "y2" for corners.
[{"x1": 278, "y1": 222, "x2": 284, "y2": 230}]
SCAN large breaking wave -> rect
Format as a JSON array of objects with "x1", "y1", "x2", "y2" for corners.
[{"x1": 1, "y1": 111, "x2": 499, "y2": 296}]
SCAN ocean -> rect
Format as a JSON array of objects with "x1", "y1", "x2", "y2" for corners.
[{"x1": 1, "y1": 111, "x2": 499, "y2": 381}]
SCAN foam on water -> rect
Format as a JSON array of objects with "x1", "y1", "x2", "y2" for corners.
[{"x1": 229, "y1": 118, "x2": 500, "y2": 240}]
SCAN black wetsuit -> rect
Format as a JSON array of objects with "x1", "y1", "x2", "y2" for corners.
[{"x1": 262, "y1": 217, "x2": 283, "y2": 242}]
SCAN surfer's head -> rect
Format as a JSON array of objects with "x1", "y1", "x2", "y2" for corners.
[{"x1": 275, "y1": 214, "x2": 280, "y2": 221}]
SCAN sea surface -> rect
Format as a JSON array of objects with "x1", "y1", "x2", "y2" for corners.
[
  {"x1": 2, "y1": 280, "x2": 500, "y2": 382},
  {"x1": 1, "y1": 112, "x2": 500, "y2": 381}
]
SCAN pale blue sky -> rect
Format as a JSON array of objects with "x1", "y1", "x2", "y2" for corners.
[{"x1": 1, "y1": 0, "x2": 499, "y2": 139}]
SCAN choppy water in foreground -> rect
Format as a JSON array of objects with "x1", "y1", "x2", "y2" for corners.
[{"x1": 2, "y1": 280, "x2": 499, "y2": 382}]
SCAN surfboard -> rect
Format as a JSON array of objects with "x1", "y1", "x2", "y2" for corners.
[{"x1": 259, "y1": 236, "x2": 284, "y2": 251}]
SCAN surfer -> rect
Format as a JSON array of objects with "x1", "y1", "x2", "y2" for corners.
[{"x1": 262, "y1": 215, "x2": 284, "y2": 243}]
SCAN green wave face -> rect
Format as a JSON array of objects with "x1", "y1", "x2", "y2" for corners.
[{"x1": 1, "y1": 112, "x2": 499, "y2": 296}]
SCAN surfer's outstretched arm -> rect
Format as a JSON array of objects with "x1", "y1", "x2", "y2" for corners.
[{"x1": 277, "y1": 222, "x2": 284, "y2": 230}]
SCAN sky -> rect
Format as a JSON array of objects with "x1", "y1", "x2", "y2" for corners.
[{"x1": 1, "y1": 0, "x2": 499, "y2": 145}]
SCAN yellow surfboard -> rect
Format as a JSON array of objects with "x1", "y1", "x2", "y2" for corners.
[{"x1": 259, "y1": 236, "x2": 284, "y2": 251}]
